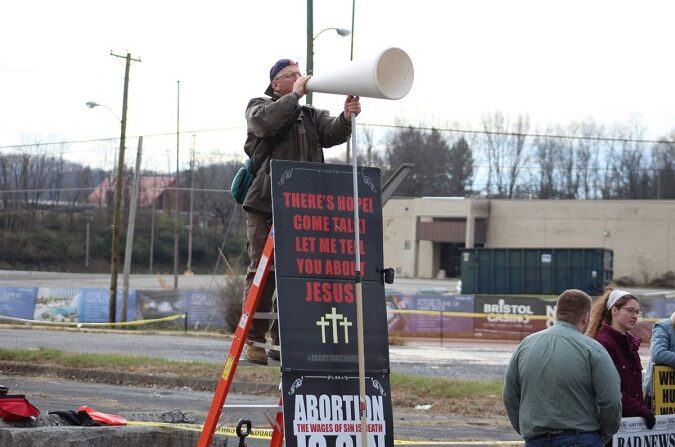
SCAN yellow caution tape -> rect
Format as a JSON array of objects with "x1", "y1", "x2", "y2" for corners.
[
  {"x1": 0, "y1": 309, "x2": 659, "y2": 327},
  {"x1": 386, "y1": 309, "x2": 660, "y2": 323},
  {"x1": 388, "y1": 309, "x2": 552, "y2": 320},
  {"x1": 126, "y1": 421, "x2": 524, "y2": 445},
  {"x1": 0, "y1": 313, "x2": 185, "y2": 328},
  {"x1": 127, "y1": 421, "x2": 273, "y2": 439}
]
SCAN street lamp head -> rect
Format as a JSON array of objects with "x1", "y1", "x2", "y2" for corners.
[
  {"x1": 313, "y1": 27, "x2": 352, "y2": 41},
  {"x1": 86, "y1": 101, "x2": 121, "y2": 122}
]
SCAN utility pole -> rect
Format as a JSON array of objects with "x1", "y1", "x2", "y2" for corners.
[
  {"x1": 173, "y1": 80, "x2": 180, "y2": 289},
  {"x1": 109, "y1": 51, "x2": 141, "y2": 324},
  {"x1": 85, "y1": 211, "x2": 91, "y2": 269},
  {"x1": 122, "y1": 137, "x2": 143, "y2": 322},
  {"x1": 186, "y1": 134, "x2": 195, "y2": 275},
  {"x1": 149, "y1": 200, "x2": 155, "y2": 274},
  {"x1": 345, "y1": 0, "x2": 356, "y2": 164}
]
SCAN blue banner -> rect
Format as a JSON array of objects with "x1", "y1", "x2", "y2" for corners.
[
  {"x1": 76, "y1": 288, "x2": 136, "y2": 322},
  {"x1": 0, "y1": 287, "x2": 38, "y2": 319},
  {"x1": 182, "y1": 290, "x2": 225, "y2": 329}
]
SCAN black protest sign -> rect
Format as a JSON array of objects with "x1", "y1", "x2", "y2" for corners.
[
  {"x1": 275, "y1": 277, "x2": 389, "y2": 372},
  {"x1": 270, "y1": 161, "x2": 383, "y2": 283},
  {"x1": 270, "y1": 160, "x2": 392, "y2": 447},
  {"x1": 271, "y1": 160, "x2": 389, "y2": 372},
  {"x1": 282, "y1": 372, "x2": 394, "y2": 447}
]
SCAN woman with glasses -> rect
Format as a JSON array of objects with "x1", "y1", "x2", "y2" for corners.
[{"x1": 586, "y1": 289, "x2": 655, "y2": 430}]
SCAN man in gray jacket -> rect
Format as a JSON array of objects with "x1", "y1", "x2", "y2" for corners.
[
  {"x1": 503, "y1": 289, "x2": 622, "y2": 446},
  {"x1": 241, "y1": 58, "x2": 361, "y2": 364}
]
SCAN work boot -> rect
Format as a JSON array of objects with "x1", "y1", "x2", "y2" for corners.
[
  {"x1": 267, "y1": 348, "x2": 280, "y2": 361},
  {"x1": 245, "y1": 345, "x2": 268, "y2": 365},
  {"x1": 268, "y1": 335, "x2": 280, "y2": 361}
]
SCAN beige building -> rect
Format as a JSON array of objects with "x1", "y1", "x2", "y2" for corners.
[{"x1": 383, "y1": 198, "x2": 675, "y2": 282}]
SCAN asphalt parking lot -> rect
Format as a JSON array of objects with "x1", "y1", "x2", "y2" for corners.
[{"x1": 0, "y1": 327, "x2": 523, "y2": 446}]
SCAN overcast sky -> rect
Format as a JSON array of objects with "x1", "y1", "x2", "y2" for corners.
[{"x1": 2, "y1": 0, "x2": 675, "y2": 172}]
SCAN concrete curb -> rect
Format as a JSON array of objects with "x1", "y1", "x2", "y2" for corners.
[
  {"x1": 0, "y1": 425, "x2": 221, "y2": 447},
  {"x1": 0, "y1": 363, "x2": 276, "y2": 446},
  {"x1": 0, "y1": 361, "x2": 278, "y2": 395}
]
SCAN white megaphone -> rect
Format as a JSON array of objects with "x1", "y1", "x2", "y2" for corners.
[{"x1": 306, "y1": 47, "x2": 414, "y2": 100}]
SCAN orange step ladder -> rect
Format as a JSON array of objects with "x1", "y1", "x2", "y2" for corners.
[{"x1": 197, "y1": 228, "x2": 283, "y2": 447}]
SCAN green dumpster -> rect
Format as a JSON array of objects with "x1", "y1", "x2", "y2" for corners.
[{"x1": 461, "y1": 248, "x2": 612, "y2": 296}]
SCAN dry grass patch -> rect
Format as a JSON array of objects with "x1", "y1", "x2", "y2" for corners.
[{"x1": 0, "y1": 347, "x2": 506, "y2": 418}]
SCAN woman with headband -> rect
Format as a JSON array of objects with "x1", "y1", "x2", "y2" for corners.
[{"x1": 586, "y1": 289, "x2": 655, "y2": 430}]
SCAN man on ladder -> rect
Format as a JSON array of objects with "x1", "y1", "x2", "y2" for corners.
[{"x1": 241, "y1": 58, "x2": 361, "y2": 364}]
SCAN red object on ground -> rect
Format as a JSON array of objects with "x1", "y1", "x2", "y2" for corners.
[
  {"x1": 0, "y1": 395, "x2": 40, "y2": 421},
  {"x1": 77, "y1": 406, "x2": 128, "y2": 426}
]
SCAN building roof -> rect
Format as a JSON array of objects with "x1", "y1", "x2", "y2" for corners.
[{"x1": 87, "y1": 175, "x2": 176, "y2": 208}]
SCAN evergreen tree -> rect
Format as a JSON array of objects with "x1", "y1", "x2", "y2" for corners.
[
  {"x1": 447, "y1": 137, "x2": 474, "y2": 196},
  {"x1": 386, "y1": 126, "x2": 451, "y2": 196}
]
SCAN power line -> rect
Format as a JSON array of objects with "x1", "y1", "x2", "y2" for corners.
[
  {"x1": 0, "y1": 125, "x2": 246, "y2": 151},
  {"x1": 4, "y1": 122, "x2": 673, "y2": 152},
  {"x1": 0, "y1": 186, "x2": 229, "y2": 196},
  {"x1": 360, "y1": 122, "x2": 673, "y2": 145}
]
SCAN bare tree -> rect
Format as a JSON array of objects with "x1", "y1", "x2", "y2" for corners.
[
  {"x1": 652, "y1": 130, "x2": 675, "y2": 199},
  {"x1": 571, "y1": 119, "x2": 604, "y2": 199},
  {"x1": 481, "y1": 112, "x2": 530, "y2": 198},
  {"x1": 361, "y1": 126, "x2": 375, "y2": 167},
  {"x1": 0, "y1": 153, "x2": 10, "y2": 209},
  {"x1": 558, "y1": 137, "x2": 578, "y2": 199},
  {"x1": 72, "y1": 165, "x2": 93, "y2": 206},
  {"x1": 532, "y1": 134, "x2": 559, "y2": 199},
  {"x1": 192, "y1": 161, "x2": 240, "y2": 229},
  {"x1": 605, "y1": 119, "x2": 652, "y2": 199},
  {"x1": 49, "y1": 150, "x2": 66, "y2": 205}
]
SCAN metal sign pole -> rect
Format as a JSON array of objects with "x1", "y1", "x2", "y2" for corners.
[{"x1": 350, "y1": 113, "x2": 368, "y2": 447}]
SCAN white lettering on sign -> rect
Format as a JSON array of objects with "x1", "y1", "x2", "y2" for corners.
[
  {"x1": 293, "y1": 394, "x2": 386, "y2": 447},
  {"x1": 484, "y1": 299, "x2": 534, "y2": 323}
]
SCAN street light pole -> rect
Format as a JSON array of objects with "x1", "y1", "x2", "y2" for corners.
[
  {"x1": 346, "y1": 0, "x2": 356, "y2": 164},
  {"x1": 306, "y1": 0, "x2": 314, "y2": 104},
  {"x1": 186, "y1": 134, "x2": 195, "y2": 275},
  {"x1": 173, "y1": 80, "x2": 180, "y2": 289},
  {"x1": 306, "y1": 27, "x2": 351, "y2": 105},
  {"x1": 109, "y1": 53, "x2": 130, "y2": 325},
  {"x1": 350, "y1": 0, "x2": 356, "y2": 61},
  {"x1": 305, "y1": 25, "x2": 351, "y2": 104}
]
